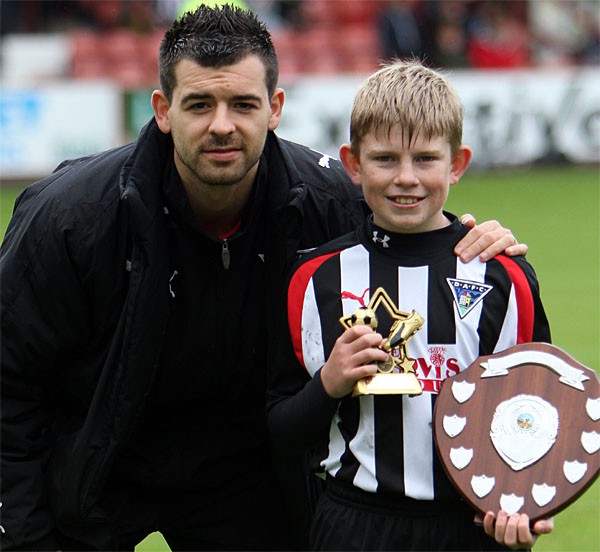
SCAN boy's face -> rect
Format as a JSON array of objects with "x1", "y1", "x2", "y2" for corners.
[{"x1": 340, "y1": 127, "x2": 472, "y2": 234}]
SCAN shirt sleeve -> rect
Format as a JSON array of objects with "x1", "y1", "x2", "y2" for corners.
[
  {"x1": 267, "y1": 264, "x2": 341, "y2": 453},
  {"x1": 494, "y1": 254, "x2": 551, "y2": 344}
]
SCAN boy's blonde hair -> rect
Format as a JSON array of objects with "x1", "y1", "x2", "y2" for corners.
[{"x1": 349, "y1": 59, "x2": 464, "y2": 156}]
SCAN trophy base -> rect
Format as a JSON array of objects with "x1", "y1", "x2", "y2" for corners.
[{"x1": 353, "y1": 373, "x2": 423, "y2": 397}]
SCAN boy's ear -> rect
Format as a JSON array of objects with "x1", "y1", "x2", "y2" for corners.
[
  {"x1": 339, "y1": 143, "x2": 362, "y2": 186},
  {"x1": 450, "y1": 145, "x2": 473, "y2": 185}
]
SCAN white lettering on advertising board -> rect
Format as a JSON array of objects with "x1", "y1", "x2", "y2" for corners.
[
  {"x1": 276, "y1": 68, "x2": 599, "y2": 167},
  {"x1": 1, "y1": 81, "x2": 122, "y2": 179},
  {"x1": 1, "y1": 69, "x2": 597, "y2": 179}
]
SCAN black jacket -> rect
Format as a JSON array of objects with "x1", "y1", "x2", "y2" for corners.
[{"x1": 0, "y1": 119, "x2": 368, "y2": 548}]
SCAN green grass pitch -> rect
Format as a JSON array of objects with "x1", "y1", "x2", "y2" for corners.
[{"x1": 1, "y1": 165, "x2": 598, "y2": 551}]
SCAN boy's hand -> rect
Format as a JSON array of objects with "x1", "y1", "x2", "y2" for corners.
[
  {"x1": 455, "y1": 214, "x2": 528, "y2": 262},
  {"x1": 320, "y1": 325, "x2": 388, "y2": 399},
  {"x1": 483, "y1": 511, "x2": 554, "y2": 549}
]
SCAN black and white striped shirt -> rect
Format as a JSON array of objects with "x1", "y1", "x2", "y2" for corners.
[{"x1": 267, "y1": 214, "x2": 550, "y2": 502}]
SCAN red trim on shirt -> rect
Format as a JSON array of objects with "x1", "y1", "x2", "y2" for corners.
[
  {"x1": 218, "y1": 219, "x2": 242, "y2": 239},
  {"x1": 495, "y1": 255, "x2": 534, "y2": 343},
  {"x1": 288, "y1": 251, "x2": 340, "y2": 366}
]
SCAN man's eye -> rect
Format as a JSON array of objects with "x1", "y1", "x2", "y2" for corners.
[{"x1": 189, "y1": 102, "x2": 209, "y2": 110}]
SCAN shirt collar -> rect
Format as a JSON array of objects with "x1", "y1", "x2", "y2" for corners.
[{"x1": 364, "y1": 213, "x2": 464, "y2": 258}]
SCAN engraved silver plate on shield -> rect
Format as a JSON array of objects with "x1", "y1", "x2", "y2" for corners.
[{"x1": 490, "y1": 394, "x2": 559, "y2": 471}]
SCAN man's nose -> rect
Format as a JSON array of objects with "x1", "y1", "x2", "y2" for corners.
[{"x1": 209, "y1": 105, "x2": 235, "y2": 135}]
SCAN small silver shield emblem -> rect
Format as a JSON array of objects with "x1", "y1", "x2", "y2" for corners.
[
  {"x1": 451, "y1": 380, "x2": 475, "y2": 403},
  {"x1": 471, "y1": 475, "x2": 495, "y2": 498},
  {"x1": 443, "y1": 415, "x2": 467, "y2": 438},
  {"x1": 586, "y1": 398, "x2": 600, "y2": 421},
  {"x1": 563, "y1": 460, "x2": 588, "y2": 484},
  {"x1": 532, "y1": 483, "x2": 556, "y2": 507},
  {"x1": 581, "y1": 431, "x2": 600, "y2": 455},
  {"x1": 500, "y1": 493, "x2": 524, "y2": 514},
  {"x1": 450, "y1": 447, "x2": 473, "y2": 470}
]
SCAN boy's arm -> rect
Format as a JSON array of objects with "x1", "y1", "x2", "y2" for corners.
[
  {"x1": 267, "y1": 325, "x2": 387, "y2": 450},
  {"x1": 266, "y1": 325, "x2": 339, "y2": 452},
  {"x1": 456, "y1": 214, "x2": 527, "y2": 262}
]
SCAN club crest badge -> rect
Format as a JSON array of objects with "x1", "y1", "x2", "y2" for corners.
[{"x1": 446, "y1": 278, "x2": 493, "y2": 319}]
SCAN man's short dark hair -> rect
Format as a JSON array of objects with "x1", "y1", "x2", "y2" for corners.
[{"x1": 159, "y1": 4, "x2": 279, "y2": 102}]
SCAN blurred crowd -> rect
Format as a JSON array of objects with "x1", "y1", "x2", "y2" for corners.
[
  {"x1": 2, "y1": 0, "x2": 599, "y2": 76},
  {"x1": 376, "y1": 0, "x2": 599, "y2": 68}
]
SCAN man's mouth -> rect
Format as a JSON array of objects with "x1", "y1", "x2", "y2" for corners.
[{"x1": 204, "y1": 148, "x2": 240, "y2": 160}]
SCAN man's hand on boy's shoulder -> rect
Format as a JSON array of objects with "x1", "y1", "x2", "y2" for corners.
[{"x1": 455, "y1": 214, "x2": 528, "y2": 263}]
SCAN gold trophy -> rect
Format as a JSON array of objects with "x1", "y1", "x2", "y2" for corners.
[{"x1": 339, "y1": 287, "x2": 424, "y2": 397}]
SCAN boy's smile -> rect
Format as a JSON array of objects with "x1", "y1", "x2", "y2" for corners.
[{"x1": 340, "y1": 128, "x2": 472, "y2": 235}]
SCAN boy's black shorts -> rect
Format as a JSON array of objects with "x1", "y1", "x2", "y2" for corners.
[{"x1": 311, "y1": 477, "x2": 524, "y2": 551}]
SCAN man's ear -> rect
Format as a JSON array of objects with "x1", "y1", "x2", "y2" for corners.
[
  {"x1": 152, "y1": 90, "x2": 171, "y2": 134},
  {"x1": 339, "y1": 143, "x2": 362, "y2": 186},
  {"x1": 450, "y1": 145, "x2": 473, "y2": 185},
  {"x1": 268, "y1": 88, "x2": 285, "y2": 131}
]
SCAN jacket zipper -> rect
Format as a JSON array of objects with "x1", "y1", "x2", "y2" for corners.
[{"x1": 221, "y1": 238, "x2": 230, "y2": 270}]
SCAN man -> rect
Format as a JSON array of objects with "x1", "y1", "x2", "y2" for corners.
[{"x1": 0, "y1": 5, "x2": 524, "y2": 550}]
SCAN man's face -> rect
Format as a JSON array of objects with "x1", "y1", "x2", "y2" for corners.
[{"x1": 154, "y1": 55, "x2": 283, "y2": 190}]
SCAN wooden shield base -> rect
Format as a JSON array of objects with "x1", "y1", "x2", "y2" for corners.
[{"x1": 433, "y1": 342, "x2": 599, "y2": 522}]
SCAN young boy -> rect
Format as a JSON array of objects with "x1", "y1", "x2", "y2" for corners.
[{"x1": 267, "y1": 60, "x2": 554, "y2": 551}]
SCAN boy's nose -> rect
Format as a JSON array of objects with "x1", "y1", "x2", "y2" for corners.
[{"x1": 393, "y1": 161, "x2": 419, "y2": 186}]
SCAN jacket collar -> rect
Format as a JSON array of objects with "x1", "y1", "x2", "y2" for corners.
[
  {"x1": 120, "y1": 118, "x2": 173, "y2": 236},
  {"x1": 122, "y1": 122, "x2": 306, "y2": 240}
]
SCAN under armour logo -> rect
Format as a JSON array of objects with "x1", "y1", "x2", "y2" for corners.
[{"x1": 372, "y1": 231, "x2": 391, "y2": 248}]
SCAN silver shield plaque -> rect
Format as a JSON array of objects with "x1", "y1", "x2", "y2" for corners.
[{"x1": 490, "y1": 394, "x2": 559, "y2": 471}]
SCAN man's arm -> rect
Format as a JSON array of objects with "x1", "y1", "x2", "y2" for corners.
[
  {"x1": 455, "y1": 214, "x2": 527, "y2": 262},
  {"x1": 0, "y1": 188, "x2": 93, "y2": 549}
]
